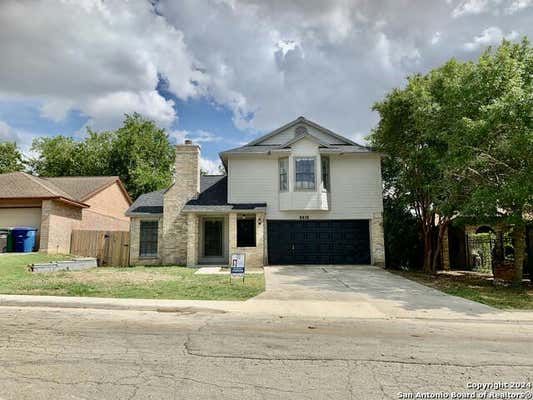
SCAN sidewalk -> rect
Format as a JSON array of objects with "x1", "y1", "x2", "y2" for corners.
[{"x1": 2, "y1": 294, "x2": 533, "y2": 322}]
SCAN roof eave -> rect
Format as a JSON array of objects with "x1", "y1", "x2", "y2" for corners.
[
  {"x1": 0, "y1": 196, "x2": 89, "y2": 208},
  {"x1": 126, "y1": 212, "x2": 163, "y2": 218}
]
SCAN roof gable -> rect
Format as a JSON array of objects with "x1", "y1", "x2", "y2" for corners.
[
  {"x1": 43, "y1": 176, "x2": 125, "y2": 202},
  {"x1": 279, "y1": 132, "x2": 331, "y2": 149},
  {"x1": 247, "y1": 116, "x2": 358, "y2": 147}
]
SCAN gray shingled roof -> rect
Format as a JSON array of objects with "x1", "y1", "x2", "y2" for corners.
[
  {"x1": 126, "y1": 175, "x2": 229, "y2": 215},
  {"x1": 126, "y1": 189, "x2": 166, "y2": 215},
  {"x1": 127, "y1": 175, "x2": 266, "y2": 215}
]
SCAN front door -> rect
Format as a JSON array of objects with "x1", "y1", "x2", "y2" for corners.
[{"x1": 204, "y1": 219, "x2": 223, "y2": 257}]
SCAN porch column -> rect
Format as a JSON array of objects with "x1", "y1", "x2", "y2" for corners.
[
  {"x1": 186, "y1": 213, "x2": 199, "y2": 267},
  {"x1": 371, "y1": 212, "x2": 386, "y2": 267},
  {"x1": 228, "y1": 212, "x2": 237, "y2": 255},
  {"x1": 252, "y1": 212, "x2": 265, "y2": 268}
]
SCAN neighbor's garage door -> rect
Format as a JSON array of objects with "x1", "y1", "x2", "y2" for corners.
[
  {"x1": 0, "y1": 207, "x2": 42, "y2": 229},
  {"x1": 267, "y1": 220, "x2": 371, "y2": 265}
]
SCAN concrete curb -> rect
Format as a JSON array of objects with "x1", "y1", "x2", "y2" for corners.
[
  {"x1": 1, "y1": 294, "x2": 533, "y2": 323},
  {"x1": 0, "y1": 295, "x2": 239, "y2": 314}
]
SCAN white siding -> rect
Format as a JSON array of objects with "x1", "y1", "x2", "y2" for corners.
[{"x1": 228, "y1": 138, "x2": 383, "y2": 220}]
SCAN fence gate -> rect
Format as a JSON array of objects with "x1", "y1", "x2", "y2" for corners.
[{"x1": 70, "y1": 230, "x2": 130, "y2": 267}]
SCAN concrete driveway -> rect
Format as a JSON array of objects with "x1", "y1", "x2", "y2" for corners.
[{"x1": 251, "y1": 265, "x2": 497, "y2": 319}]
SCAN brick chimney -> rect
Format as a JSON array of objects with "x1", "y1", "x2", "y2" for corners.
[
  {"x1": 162, "y1": 140, "x2": 200, "y2": 264},
  {"x1": 174, "y1": 139, "x2": 200, "y2": 195}
]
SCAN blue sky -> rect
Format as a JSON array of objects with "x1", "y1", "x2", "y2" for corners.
[{"x1": 1, "y1": 0, "x2": 532, "y2": 172}]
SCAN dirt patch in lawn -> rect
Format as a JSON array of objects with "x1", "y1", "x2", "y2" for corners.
[{"x1": 47, "y1": 269, "x2": 178, "y2": 285}]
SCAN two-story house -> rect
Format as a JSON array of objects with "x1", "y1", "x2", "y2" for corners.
[{"x1": 126, "y1": 117, "x2": 385, "y2": 267}]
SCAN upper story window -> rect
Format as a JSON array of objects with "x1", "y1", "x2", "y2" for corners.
[
  {"x1": 295, "y1": 157, "x2": 316, "y2": 190},
  {"x1": 321, "y1": 156, "x2": 330, "y2": 192},
  {"x1": 279, "y1": 158, "x2": 288, "y2": 192}
]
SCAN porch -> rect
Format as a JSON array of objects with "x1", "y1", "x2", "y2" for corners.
[{"x1": 185, "y1": 210, "x2": 266, "y2": 268}]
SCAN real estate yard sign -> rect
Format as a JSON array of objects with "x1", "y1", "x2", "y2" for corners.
[{"x1": 230, "y1": 253, "x2": 245, "y2": 282}]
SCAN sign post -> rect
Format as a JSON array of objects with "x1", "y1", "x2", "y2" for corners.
[{"x1": 230, "y1": 253, "x2": 245, "y2": 283}]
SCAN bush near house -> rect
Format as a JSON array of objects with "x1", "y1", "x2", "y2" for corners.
[{"x1": 0, "y1": 254, "x2": 264, "y2": 300}]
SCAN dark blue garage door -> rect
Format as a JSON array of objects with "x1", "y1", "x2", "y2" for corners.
[{"x1": 267, "y1": 220, "x2": 371, "y2": 265}]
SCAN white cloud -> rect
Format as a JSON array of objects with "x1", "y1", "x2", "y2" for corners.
[
  {"x1": 1, "y1": 0, "x2": 532, "y2": 141},
  {"x1": 0, "y1": 120, "x2": 18, "y2": 142},
  {"x1": 200, "y1": 156, "x2": 223, "y2": 174},
  {"x1": 505, "y1": 0, "x2": 533, "y2": 13},
  {"x1": 83, "y1": 91, "x2": 176, "y2": 129},
  {"x1": 158, "y1": 0, "x2": 440, "y2": 137},
  {"x1": 169, "y1": 129, "x2": 220, "y2": 144},
  {"x1": 431, "y1": 32, "x2": 442, "y2": 45},
  {"x1": 452, "y1": 0, "x2": 533, "y2": 17},
  {"x1": 463, "y1": 27, "x2": 519, "y2": 51},
  {"x1": 0, "y1": 120, "x2": 36, "y2": 154},
  {"x1": 0, "y1": 0, "x2": 203, "y2": 129},
  {"x1": 452, "y1": 0, "x2": 493, "y2": 18}
]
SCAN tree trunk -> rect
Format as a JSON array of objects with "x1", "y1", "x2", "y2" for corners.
[
  {"x1": 513, "y1": 226, "x2": 526, "y2": 285},
  {"x1": 431, "y1": 223, "x2": 447, "y2": 274},
  {"x1": 422, "y1": 230, "x2": 433, "y2": 273}
]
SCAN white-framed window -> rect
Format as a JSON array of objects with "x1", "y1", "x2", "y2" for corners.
[
  {"x1": 279, "y1": 158, "x2": 288, "y2": 192},
  {"x1": 321, "y1": 156, "x2": 330, "y2": 192},
  {"x1": 295, "y1": 157, "x2": 316, "y2": 190}
]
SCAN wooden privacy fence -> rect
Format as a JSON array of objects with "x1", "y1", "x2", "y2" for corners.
[{"x1": 70, "y1": 230, "x2": 130, "y2": 267}]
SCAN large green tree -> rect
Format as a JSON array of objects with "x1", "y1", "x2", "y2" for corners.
[
  {"x1": 30, "y1": 113, "x2": 175, "y2": 199},
  {"x1": 370, "y1": 38, "x2": 532, "y2": 276},
  {"x1": 370, "y1": 62, "x2": 471, "y2": 273},
  {"x1": 30, "y1": 136, "x2": 80, "y2": 176},
  {"x1": 450, "y1": 39, "x2": 533, "y2": 282},
  {"x1": 0, "y1": 142, "x2": 25, "y2": 173},
  {"x1": 109, "y1": 113, "x2": 175, "y2": 200}
]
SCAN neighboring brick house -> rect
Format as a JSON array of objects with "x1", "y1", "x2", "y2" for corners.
[
  {"x1": 127, "y1": 116, "x2": 385, "y2": 267},
  {"x1": 0, "y1": 172, "x2": 131, "y2": 253}
]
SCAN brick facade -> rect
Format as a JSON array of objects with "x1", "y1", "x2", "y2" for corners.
[
  {"x1": 186, "y1": 213, "x2": 199, "y2": 267},
  {"x1": 162, "y1": 144, "x2": 200, "y2": 265},
  {"x1": 40, "y1": 199, "x2": 83, "y2": 254},
  {"x1": 228, "y1": 212, "x2": 265, "y2": 268},
  {"x1": 38, "y1": 182, "x2": 131, "y2": 255}
]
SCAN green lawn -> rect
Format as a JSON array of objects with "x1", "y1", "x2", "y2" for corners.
[
  {"x1": 392, "y1": 269, "x2": 533, "y2": 310},
  {"x1": 0, "y1": 253, "x2": 264, "y2": 300}
]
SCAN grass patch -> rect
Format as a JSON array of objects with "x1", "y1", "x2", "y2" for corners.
[
  {"x1": 392, "y1": 269, "x2": 533, "y2": 310},
  {"x1": 0, "y1": 253, "x2": 264, "y2": 300}
]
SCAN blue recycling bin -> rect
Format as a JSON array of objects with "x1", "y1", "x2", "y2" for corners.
[{"x1": 12, "y1": 227, "x2": 38, "y2": 253}]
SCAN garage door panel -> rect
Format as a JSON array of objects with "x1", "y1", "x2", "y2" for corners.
[
  {"x1": 0, "y1": 208, "x2": 42, "y2": 229},
  {"x1": 268, "y1": 219, "x2": 370, "y2": 265}
]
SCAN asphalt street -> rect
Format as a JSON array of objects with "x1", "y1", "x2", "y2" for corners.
[{"x1": 0, "y1": 306, "x2": 532, "y2": 399}]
